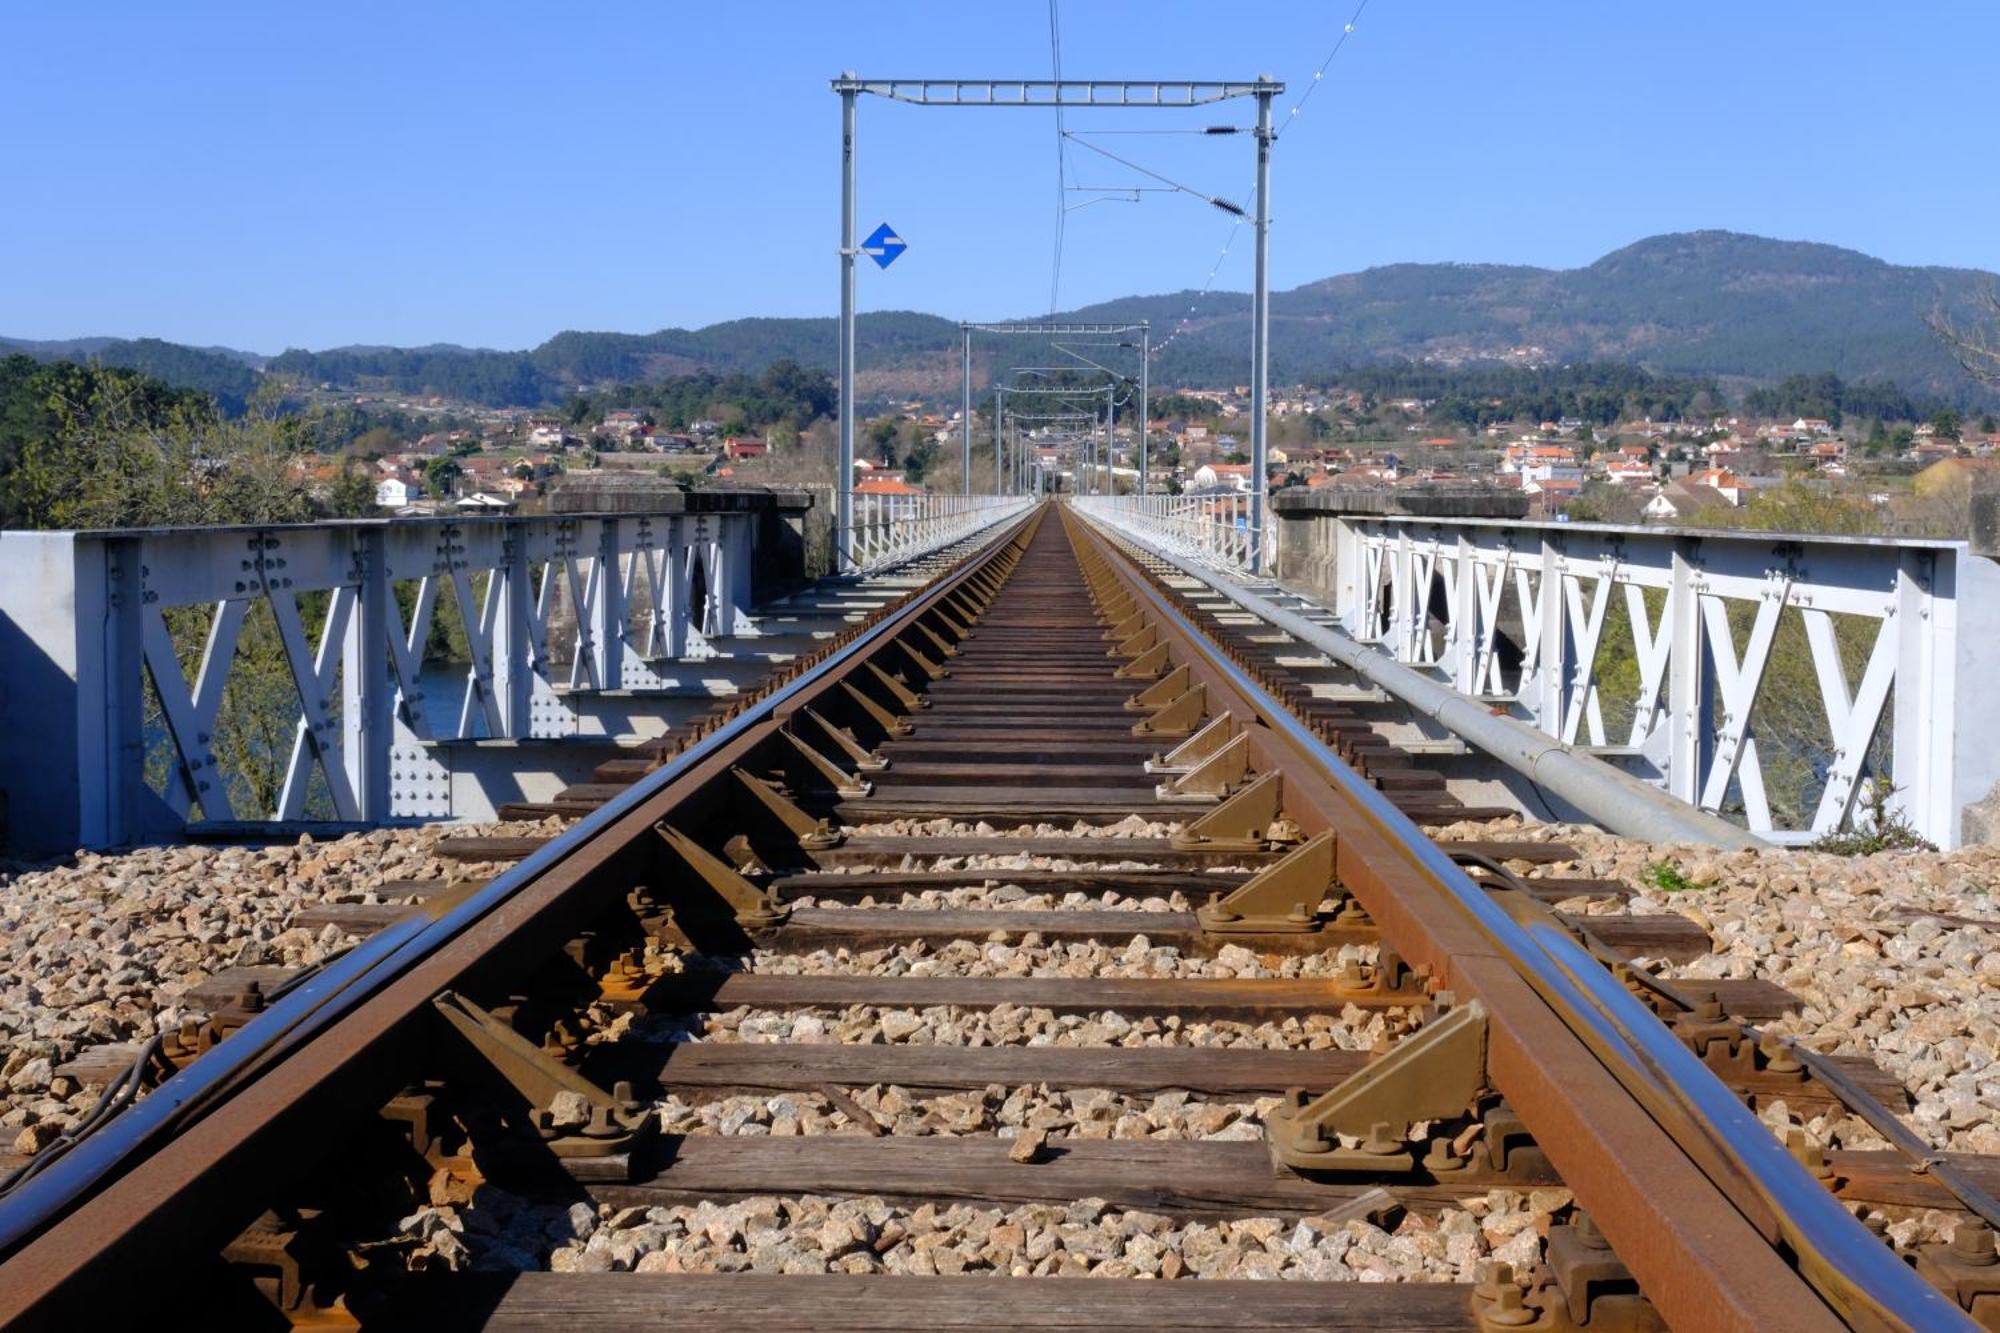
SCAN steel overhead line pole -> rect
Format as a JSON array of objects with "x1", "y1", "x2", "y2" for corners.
[
  {"x1": 1010, "y1": 384, "x2": 1115, "y2": 495},
  {"x1": 1138, "y1": 324, "x2": 1150, "y2": 494},
  {"x1": 1105, "y1": 384, "x2": 1116, "y2": 496},
  {"x1": 959, "y1": 326, "x2": 972, "y2": 496},
  {"x1": 837, "y1": 76, "x2": 859, "y2": 572},
  {"x1": 1250, "y1": 77, "x2": 1274, "y2": 573},
  {"x1": 961, "y1": 319, "x2": 1147, "y2": 495},
  {"x1": 993, "y1": 386, "x2": 1005, "y2": 497},
  {"x1": 1010, "y1": 409, "x2": 1095, "y2": 496}
]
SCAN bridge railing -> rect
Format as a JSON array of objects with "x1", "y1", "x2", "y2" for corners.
[
  {"x1": 0, "y1": 508, "x2": 770, "y2": 849},
  {"x1": 1296, "y1": 511, "x2": 1999, "y2": 847},
  {"x1": 846, "y1": 492, "x2": 1033, "y2": 573},
  {"x1": 1072, "y1": 492, "x2": 1271, "y2": 574}
]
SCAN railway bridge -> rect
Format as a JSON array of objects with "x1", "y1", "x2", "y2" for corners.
[{"x1": 0, "y1": 497, "x2": 1994, "y2": 1329}]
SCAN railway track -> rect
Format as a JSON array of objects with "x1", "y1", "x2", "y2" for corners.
[{"x1": 0, "y1": 501, "x2": 1992, "y2": 1330}]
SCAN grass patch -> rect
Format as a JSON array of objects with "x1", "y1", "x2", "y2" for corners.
[{"x1": 1641, "y1": 860, "x2": 1711, "y2": 894}]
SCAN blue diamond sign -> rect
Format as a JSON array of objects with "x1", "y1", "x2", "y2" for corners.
[{"x1": 861, "y1": 222, "x2": 907, "y2": 269}]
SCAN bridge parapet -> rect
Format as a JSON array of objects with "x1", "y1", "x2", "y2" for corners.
[
  {"x1": 1082, "y1": 492, "x2": 2000, "y2": 848},
  {"x1": 0, "y1": 495, "x2": 796, "y2": 853}
]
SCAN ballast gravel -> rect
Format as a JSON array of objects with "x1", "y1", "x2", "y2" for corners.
[
  {"x1": 717, "y1": 938, "x2": 1376, "y2": 981},
  {"x1": 634, "y1": 1002, "x2": 1419, "y2": 1053},
  {"x1": 654, "y1": 1085, "x2": 1276, "y2": 1141},
  {"x1": 395, "y1": 1185, "x2": 1579, "y2": 1282},
  {"x1": 0, "y1": 819, "x2": 561, "y2": 1155},
  {"x1": 1432, "y1": 817, "x2": 2000, "y2": 1155}
]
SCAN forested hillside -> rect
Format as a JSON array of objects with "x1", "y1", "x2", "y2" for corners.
[{"x1": 9, "y1": 232, "x2": 1996, "y2": 407}]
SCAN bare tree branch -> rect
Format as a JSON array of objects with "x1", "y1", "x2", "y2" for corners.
[{"x1": 1929, "y1": 284, "x2": 2000, "y2": 387}]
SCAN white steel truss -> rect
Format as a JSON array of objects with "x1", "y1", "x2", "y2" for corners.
[{"x1": 1078, "y1": 500, "x2": 1994, "y2": 848}]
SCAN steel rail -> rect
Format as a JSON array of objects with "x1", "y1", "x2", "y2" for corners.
[
  {"x1": 1067, "y1": 508, "x2": 1967, "y2": 1332},
  {"x1": 0, "y1": 509, "x2": 1043, "y2": 1317}
]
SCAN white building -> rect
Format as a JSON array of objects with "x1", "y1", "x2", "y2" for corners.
[{"x1": 375, "y1": 476, "x2": 423, "y2": 508}]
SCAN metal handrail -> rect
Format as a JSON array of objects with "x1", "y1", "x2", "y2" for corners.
[
  {"x1": 1072, "y1": 493, "x2": 1272, "y2": 576},
  {"x1": 845, "y1": 491, "x2": 1033, "y2": 574}
]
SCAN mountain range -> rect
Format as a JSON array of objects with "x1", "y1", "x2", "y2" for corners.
[{"x1": 5, "y1": 231, "x2": 1994, "y2": 409}]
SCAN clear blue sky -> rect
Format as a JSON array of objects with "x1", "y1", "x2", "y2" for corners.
[{"x1": 5, "y1": 0, "x2": 1996, "y2": 352}]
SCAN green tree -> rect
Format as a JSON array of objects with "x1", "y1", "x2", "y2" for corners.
[
  {"x1": 425, "y1": 456, "x2": 462, "y2": 496},
  {"x1": 866, "y1": 415, "x2": 901, "y2": 467}
]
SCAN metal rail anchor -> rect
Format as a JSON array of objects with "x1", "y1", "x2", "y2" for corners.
[
  {"x1": 1131, "y1": 683, "x2": 1206, "y2": 739},
  {"x1": 1142, "y1": 706, "x2": 1229, "y2": 771},
  {"x1": 733, "y1": 768, "x2": 842, "y2": 851},
  {"x1": 654, "y1": 822, "x2": 791, "y2": 927},
  {"x1": 1171, "y1": 771, "x2": 1302, "y2": 854},
  {"x1": 431, "y1": 991, "x2": 653, "y2": 1165},
  {"x1": 1196, "y1": 829, "x2": 1335, "y2": 933},
  {"x1": 1265, "y1": 999, "x2": 1491, "y2": 1173},
  {"x1": 221, "y1": 1207, "x2": 350, "y2": 1321},
  {"x1": 1156, "y1": 731, "x2": 1250, "y2": 802}
]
